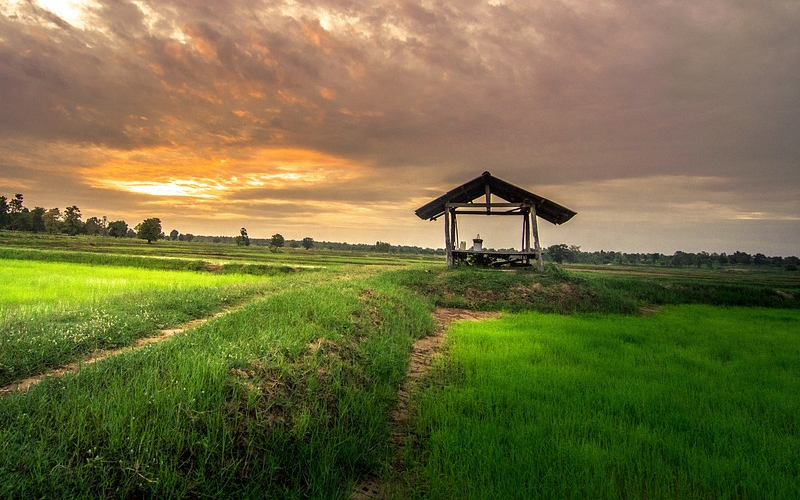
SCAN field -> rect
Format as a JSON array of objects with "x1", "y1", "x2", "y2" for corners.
[
  {"x1": 0, "y1": 258, "x2": 272, "y2": 386},
  {"x1": 406, "y1": 307, "x2": 800, "y2": 499},
  {"x1": 1, "y1": 231, "x2": 798, "y2": 498}
]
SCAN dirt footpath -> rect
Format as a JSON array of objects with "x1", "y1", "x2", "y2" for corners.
[
  {"x1": 351, "y1": 308, "x2": 501, "y2": 500},
  {"x1": 0, "y1": 308, "x2": 239, "y2": 397}
]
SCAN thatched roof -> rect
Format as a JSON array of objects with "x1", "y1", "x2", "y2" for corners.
[{"x1": 414, "y1": 171, "x2": 576, "y2": 225}]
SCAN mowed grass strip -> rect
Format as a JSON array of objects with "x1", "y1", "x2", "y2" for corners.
[
  {"x1": 407, "y1": 306, "x2": 800, "y2": 499},
  {"x1": 0, "y1": 273, "x2": 433, "y2": 499},
  {"x1": 0, "y1": 259, "x2": 273, "y2": 385}
]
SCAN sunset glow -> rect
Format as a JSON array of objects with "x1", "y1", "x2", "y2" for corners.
[
  {"x1": 85, "y1": 147, "x2": 366, "y2": 200},
  {"x1": 28, "y1": 0, "x2": 96, "y2": 28}
]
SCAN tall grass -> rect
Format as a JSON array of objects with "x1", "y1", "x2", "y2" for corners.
[
  {"x1": 405, "y1": 306, "x2": 800, "y2": 499},
  {"x1": 0, "y1": 273, "x2": 433, "y2": 498},
  {"x1": 0, "y1": 259, "x2": 275, "y2": 385},
  {"x1": 391, "y1": 266, "x2": 799, "y2": 313}
]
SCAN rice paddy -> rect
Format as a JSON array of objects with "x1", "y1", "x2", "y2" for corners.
[
  {"x1": 405, "y1": 306, "x2": 800, "y2": 499},
  {"x1": 0, "y1": 258, "x2": 275, "y2": 386},
  {"x1": 1, "y1": 231, "x2": 798, "y2": 498}
]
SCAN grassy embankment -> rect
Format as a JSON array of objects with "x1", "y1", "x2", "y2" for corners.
[
  {"x1": 395, "y1": 264, "x2": 800, "y2": 313},
  {"x1": 0, "y1": 268, "x2": 433, "y2": 498}
]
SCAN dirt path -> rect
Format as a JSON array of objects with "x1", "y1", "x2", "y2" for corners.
[
  {"x1": 351, "y1": 308, "x2": 501, "y2": 500},
  {"x1": 0, "y1": 306, "x2": 242, "y2": 397}
]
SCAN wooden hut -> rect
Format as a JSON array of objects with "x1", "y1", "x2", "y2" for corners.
[{"x1": 415, "y1": 171, "x2": 576, "y2": 270}]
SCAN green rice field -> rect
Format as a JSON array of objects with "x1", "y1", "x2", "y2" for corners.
[
  {"x1": 1, "y1": 231, "x2": 798, "y2": 498},
  {"x1": 1, "y1": 259, "x2": 264, "y2": 315},
  {"x1": 406, "y1": 306, "x2": 800, "y2": 499},
  {"x1": 0, "y1": 259, "x2": 276, "y2": 386}
]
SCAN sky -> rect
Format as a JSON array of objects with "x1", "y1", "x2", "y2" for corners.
[{"x1": 1, "y1": 0, "x2": 798, "y2": 256}]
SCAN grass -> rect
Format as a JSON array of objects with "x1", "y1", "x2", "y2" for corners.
[
  {"x1": 404, "y1": 306, "x2": 800, "y2": 499},
  {"x1": 2, "y1": 230, "x2": 799, "y2": 498},
  {"x1": 0, "y1": 259, "x2": 266, "y2": 314},
  {"x1": 393, "y1": 265, "x2": 799, "y2": 313},
  {"x1": 0, "y1": 259, "x2": 278, "y2": 385},
  {"x1": 0, "y1": 231, "x2": 441, "y2": 269},
  {"x1": 0, "y1": 271, "x2": 434, "y2": 498}
]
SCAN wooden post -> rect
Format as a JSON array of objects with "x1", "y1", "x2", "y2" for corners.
[
  {"x1": 521, "y1": 211, "x2": 527, "y2": 255},
  {"x1": 523, "y1": 207, "x2": 532, "y2": 266},
  {"x1": 485, "y1": 184, "x2": 491, "y2": 214},
  {"x1": 444, "y1": 207, "x2": 452, "y2": 267},
  {"x1": 531, "y1": 204, "x2": 544, "y2": 272},
  {"x1": 525, "y1": 207, "x2": 532, "y2": 252},
  {"x1": 450, "y1": 208, "x2": 458, "y2": 264}
]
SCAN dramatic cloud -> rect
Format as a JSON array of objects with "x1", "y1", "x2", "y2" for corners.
[{"x1": 1, "y1": 0, "x2": 798, "y2": 254}]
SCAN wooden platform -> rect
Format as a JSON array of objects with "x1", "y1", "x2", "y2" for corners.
[{"x1": 451, "y1": 250, "x2": 538, "y2": 268}]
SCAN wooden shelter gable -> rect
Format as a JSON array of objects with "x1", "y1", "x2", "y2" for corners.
[{"x1": 414, "y1": 171, "x2": 576, "y2": 225}]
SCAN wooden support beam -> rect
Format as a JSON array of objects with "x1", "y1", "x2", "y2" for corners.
[
  {"x1": 444, "y1": 208, "x2": 452, "y2": 267},
  {"x1": 531, "y1": 204, "x2": 544, "y2": 272},
  {"x1": 450, "y1": 210, "x2": 527, "y2": 216},
  {"x1": 446, "y1": 202, "x2": 529, "y2": 208},
  {"x1": 485, "y1": 183, "x2": 491, "y2": 214},
  {"x1": 450, "y1": 208, "x2": 458, "y2": 255},
  {"x1": 521, "y1": 208, "x2": 530, "y2": 256},
  {"x1": 521, "y1": 210, "x2": 527, "y2": 254},
  {"x1": 526, "y1": 208, "x2": 532, "y2": 253}
]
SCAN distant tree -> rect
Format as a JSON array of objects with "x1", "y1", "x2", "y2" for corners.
[
  {"x1": 62, "y1": 205, "x2": 85, "y2": 235},
  {"x1": 301, "y1": 236, "x2": 314, "y2": 250},
  {"x1": 126, "y1": 228, "x2": 137, "y2": 238},
  {"x1": 30, "y1": 207, "x2": 46, "y2": 233},
  {"x1": 84, "y1": 216, "x2": 106, "y2": 236},
  {"x1": 183, "y1": 233, "x2": 195, "y2": 242},
  {"x1": 670, "y1": 251, "x2": 692, "y2": 267},
  {"x1": 546, "y1": 243, "x2": 572, "y2": 264},
  {"x1": 108, "y1": 220, "x2": 128, "y2": 238},
  {"x1": 9, "y1": 194, "x2": 24, "y2": 214},
  {"x1": 375, "y1": 241, "x2": 391, "y2": 252},
  {"x1": 234, "y1": 227, "x2": 251, "y2": 246},
  {"x1": 730, "y1": 251, "x2": 752, "y2": 265},
  {"x1": 169, "y1": 229, "x2": 180, "y2": 241},
  {"x1": 43, "y1": 208, "x2": 63, "y2": 234},
  {"x1": 11, "y1": 208, "x2": 34, "y2": 231},
  {"x1": 0, "y1": 196, "x2": 9, "y2": 229},
  {"x1": 7, "y1": 194, "x2": 28, "y2": 231},
  {"x1": 135, "y1": 218, "x2": 162, "y2": 243},
  {"x1": 270, "y1": 233, "x2": 285, "y2": 249},
  {"x1": 289, "y1": 240, "x2": 300, "y2": 248}
]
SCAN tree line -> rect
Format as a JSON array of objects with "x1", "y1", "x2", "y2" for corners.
[
  {"x1": 0, "y1": 193, "x2": 319, "y2": 248},
  {"x1": 0, "y1": 193, "x2": 165, "y2": 243},
  {"x1": 3, "y1": 193, "x2": 796, "y2": 266},
  {"x1": 544, "y1": 244, "x2": 799, "y2": 270}
]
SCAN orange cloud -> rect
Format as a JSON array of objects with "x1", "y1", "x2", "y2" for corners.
[
  {"x1": 81, "y1": 146, "x2": 368, "y2": 199},
  {"x1": 319, "y1": 87, "x2": 336, "y2": 100}
]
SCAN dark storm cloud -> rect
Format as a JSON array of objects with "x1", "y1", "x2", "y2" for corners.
[{"x1": 4, "y1": 0, "x2": 796, "y2": 172}]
